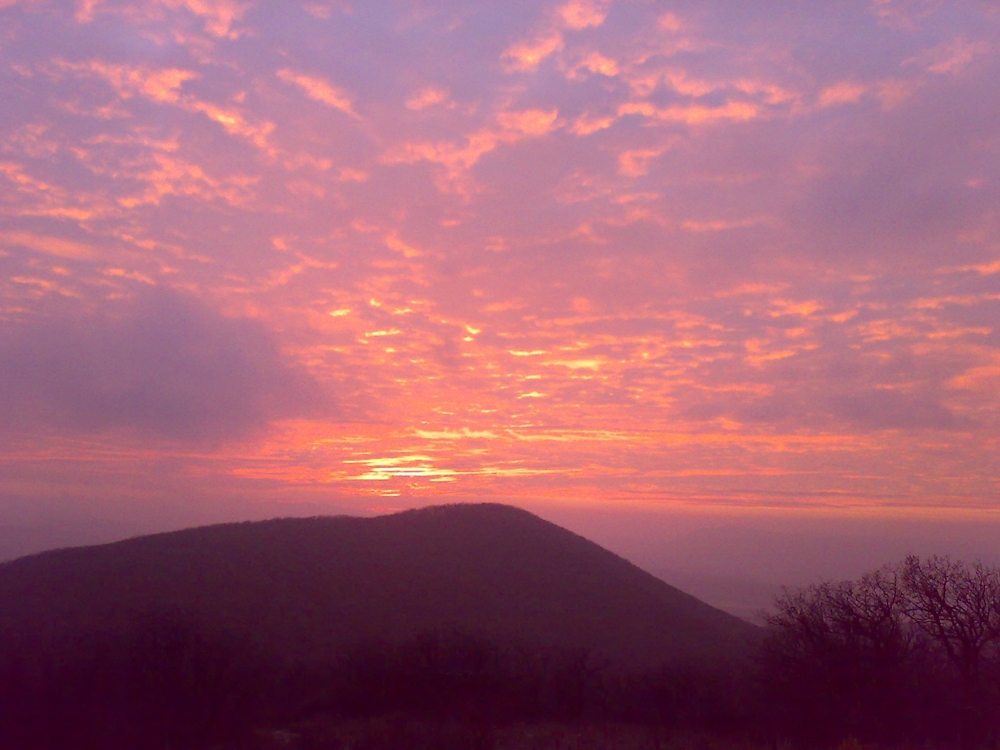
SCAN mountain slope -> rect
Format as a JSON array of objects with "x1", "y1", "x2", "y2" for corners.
[{"x1": 0, "y1": 503, "x2": 756, "y2": 669}]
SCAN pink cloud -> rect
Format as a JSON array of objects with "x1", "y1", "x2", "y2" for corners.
[
  {"x1": 277, "y1": 69, "x2": 360, "y2": 118},
  {"x1": 0, "y1": 0, "x2": 998, "y2": 524},
  {"x1": 503, "y1": 31, "x2": 564, "y2": 72},
  {"x1": 818, "y1": 81, "x2": 870, "y2": 107},
  {"x1": 406, "y1": 85, "x2": 449, "y2": 111},
  {"x1": 906, "y1": 37, "x2": 990, "y2": 74},
  {"x1": 158, "y1": 0, "x2": 249, "y2": 38},
  {"x1": 558, "y1": 0, "x2": 610, "y2": 31}
]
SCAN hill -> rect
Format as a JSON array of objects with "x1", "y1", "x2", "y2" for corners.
[{"x1": 0, "y1": 503, "x2": 756, "y2": 670}]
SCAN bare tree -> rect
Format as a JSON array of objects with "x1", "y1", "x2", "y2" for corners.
[
  {"x1": 901, "y1": 555, "x2": 1000, "y2": 747},
  {"x1": 762, "y1": 556, "x2": 1000, "y2": 747},
  {"x1": 762, "y1": 567, "x2": 916, "y2": 743}
]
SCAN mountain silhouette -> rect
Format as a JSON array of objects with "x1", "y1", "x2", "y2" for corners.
[{"x1": 0, "y1": 503, "x2": 756, "y2": 669}]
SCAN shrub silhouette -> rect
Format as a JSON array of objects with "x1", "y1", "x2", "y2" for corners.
[
  {"x1": 761, "y1": 556, "x2": 1000, "y2": 747},
  {"x1": 0, "y1": 615, "x2": 270, "y2": 749}
]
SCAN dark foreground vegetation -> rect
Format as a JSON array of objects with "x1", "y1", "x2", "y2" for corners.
[
  {"x1": 2, "y1": 555, "x2": 998, "y2": 749},
  {"x1": 0, "y1": 622, "x2": 750, "y2": 749},
  {"x1": 762, "y1": 554, "x2": 1000, "y2": 749}
]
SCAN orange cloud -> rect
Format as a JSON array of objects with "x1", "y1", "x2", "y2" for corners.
[
  {"x1": 680, "y1": 217, "x2": 776, "y2": 232},
  {"x1": 74, "y1": 0, "x2": 101, "y2": 23},
  {"x1": 559, "y1": 0, "x2": 610, "y2": 30},
  {"x1": 0, "y1": 231, "x2": 96, "y2": 260},
  {"x1": 382, "y1": 109, "x2": 559, "y2": 185},
  {"x1": 658, "y1": 12, "x2": 684, "y2": 32},
  {"x1": 502, "y1": 0, "x2": 612, "y2": 73},
  {"x1": 818, "y1": 81, "x2": 870, "y2": 107},
  {"x1": 618, "y1": 147, "x2": 671, "y2": 177},
  {"x1": 158, "y1": 0, "x2": 248, "y2": 38},
  {"x1": 4, "y1": 0, "x2": 1000, "y2": 521},
  {"x1": 618, "y1": 100, "x2": 759, "y2": 124},
  {"x1": 496, "y1": 108, "x2": 560, "y2": 137},
  {"x1": 385, "y1": 232, "x2": 423, "y2": 259},
  {"x1": 277, "y1": 69, "x2": 360, "y2": 118},
  {"x1": 906, "y1": 37, "x2": 990, "y2": 75},
  {"x1": 406, "y1": 85, "x2": 449, "y2": 110},
  {"x1": 870, "y1": 0, "x2": 943, "y2": 30},
  {"x1": 503, "y1": 31, "x2": 564, "y2": 72},
  {"x1": 568, "y1": 51, "x2": 620, "y2": 79},
  {"x1": 50, "y1": 60, "x2": 277, "y2": 152},
  {"x1": 54, "y1": 60, "x2": 199, "y2": 103},
  {"x1": 118, "y1": 152, "x2": 258, "y2": 207},
  {"x1": 570, "y1": 113, "x2": 616, "y2": 135},
  {"x1": 188, "y1": 101, "x2": 275, "y2": 149}
]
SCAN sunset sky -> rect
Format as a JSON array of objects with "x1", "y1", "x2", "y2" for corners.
[{"x1": 1, "y1": 0, "x2": 998, "y2": 561}]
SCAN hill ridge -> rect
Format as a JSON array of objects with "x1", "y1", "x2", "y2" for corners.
[{"x1": 0, "y1": 503, "x2": 756, "y2": 670}]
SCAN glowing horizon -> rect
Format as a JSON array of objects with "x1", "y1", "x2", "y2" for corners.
[{"x1": 1, "y1": 0, "x2": 998, "y2": 521}]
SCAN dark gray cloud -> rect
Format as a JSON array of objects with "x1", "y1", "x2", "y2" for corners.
[
  {"x1": 0, "y1": 289, "x2": 331, "y2": 444},
  {"x1": 681, "y1": 388, "x2": 964, "y2": 432},
  {"x1": 792, "y1": 70, "x2": 1000, "y2": 265},
  {"x1": 826, "y1": 389, "x2": 961, "y2": 430}
]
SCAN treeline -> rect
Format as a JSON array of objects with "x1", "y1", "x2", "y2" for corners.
[
  {"x1": 0, "y1": 622, "x2": 749, "y2": 749},
  {"x1": 0, "y1": 616, "x2": 269, "y2": 749},
  {"x1": 761, "y1": 555, "x2": 1000, "y2": 748},
  {"x1": 1, "y1": 555, "x2": 998, "y2": 749}
]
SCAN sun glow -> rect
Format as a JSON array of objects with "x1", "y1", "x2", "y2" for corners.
[{"x1": 0, "y1": 0, "x2": 997, "y2": 520}]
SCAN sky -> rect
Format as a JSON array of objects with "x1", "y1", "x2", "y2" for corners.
[{"x1": 1, "y1": 0, "x2": 999, "y2": 594}]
